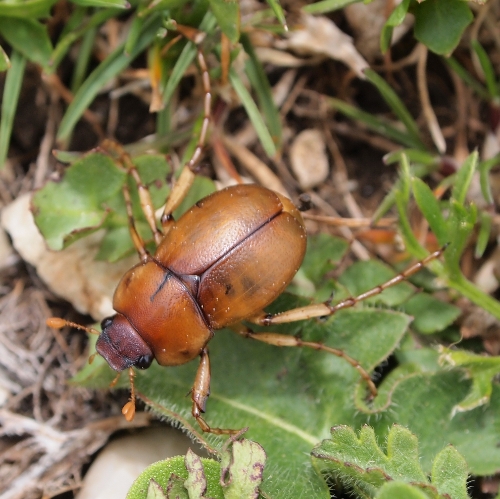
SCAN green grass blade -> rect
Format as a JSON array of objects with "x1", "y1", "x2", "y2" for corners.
[
  {"x1": 0, "y1": 0, "x2": 56, "y2": 17},
  {"x1": 71, "y1": 0, "x2": 129, "y2": 7},
  {"x1": 229, "y1": 68, "x2": 277, "y2": 157},
  {"x1": 380, "y1": 0, "x2": 410, "y2": 54},
  {"x1": 0, "y1": 18, "x2": 52, "y2": 69},
  {"x1": 208, "y1": 0, "x2": 240, "y2": 42},
  {"x1": 328, "y1": 97, "x2": 422, "y2": 149},
  {"x1": 395, "y1": 155, "x2": 427, "y2": 258},
  {"x1": 0, "y1": 50, "x2": 26, "y2": 169},
  {"x1": 478, "y1": 154, "x2": 500, "y2": 205},
  {"x1": 264, "y1": 0, "x2": 287, "y2": 31},
  {"x1": 471, "y1": 40, "x2": 499, "y2": 100},
  {"x1": 162, "y1": 12, "x2": 217, "y2": 106},
  {"x1": 364, "y1": 69, "x2": 425, "y2": 149},
  {"x1": 57, "y1": 16, "x2": 162, "y2": 142},
  {"x1": 0, "y1": 46, "x2": 9, "y2": 72},
  {"x1": 444, "y1": 56, "x2": 489, "y2": 101},
  {"x1": 302, "y1": 0, "x2": 359, "y2": 15},
  {"x1": 241, "y1": 33, "x2": 282, "y2": 150},
  {"x1": 476, "y1": 211, "x2": 491, "y2": 259},
  {"x1": 50, "y1": 8, "x2": 120, "y2": 70},
  {"x1": 71, "y1": 26, "x2": 97, "y2": 93},
  {"x1": 451, "y1": 151, "x2": 478, "y2": 205},
  {"x1": 412, "y1": 177, "x2": 448, "y2": 245}
]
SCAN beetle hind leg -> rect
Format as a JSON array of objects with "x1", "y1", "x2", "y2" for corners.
[
  {"x1": 249, "y1": 247, "x2": 446, "y2": 327},
  {"x1": 160, "y1": 24, "x2": 212, "y2": 233},
  {"x1": 232, "y1": 324, "x2": 377, "y2": 397}
]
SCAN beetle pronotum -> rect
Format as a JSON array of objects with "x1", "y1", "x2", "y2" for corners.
[{"x1": 47, "y1": 25, "x2": 445, "y2": 434}]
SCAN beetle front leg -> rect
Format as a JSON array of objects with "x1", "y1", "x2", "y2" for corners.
[
  {"x1": 232, "y1": 324, "x2": 377, "y2": 397},
  {"x1": 191, "y1": 348, "x2": 239, "y2": 435}
]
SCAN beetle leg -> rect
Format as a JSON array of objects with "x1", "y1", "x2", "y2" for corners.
[
  {"x1": 250, "y1": 246, "x2": 446, "y2": 326},
  {"x1": 191, "y1": 348, "x2": 239, "y2": 435},
  {"x1": 232, "y1": 324, "x2": 377, "y2": 397},
  {"x1": 160, "y1": 28, "x2": 212, "y2": 234},
  {"x1": 121, "y1": 183, "x2": 151, "y2": 263},
  {"x1": 102, "y1": 140, "x2": 163, "y2": 250},
  {"x1": 121, "y1": 367, "x2": 137, "y2": 422}
]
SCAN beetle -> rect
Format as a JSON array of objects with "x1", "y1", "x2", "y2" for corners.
[
  {"x1": 47, "y1": 32, "x2": 444, "y2": 434},
  {"x1": 48, "y1": 181, "x2": 443, "y2": 434}
]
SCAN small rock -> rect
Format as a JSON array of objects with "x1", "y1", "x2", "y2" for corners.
[
  {"x1": 76, "y1": 427, "x2": 195, "y2": 499},
  {"x1": 290, "y1": 129, "x2": 329, "y2": 190}
]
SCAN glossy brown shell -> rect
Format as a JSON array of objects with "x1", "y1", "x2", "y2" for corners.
[{"x1": 113, "y1": 184, "x2": 307, "y2": 366}]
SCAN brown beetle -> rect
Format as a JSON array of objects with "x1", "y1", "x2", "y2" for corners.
[
  {"x1": 47, "y1": 31, "x2": 444, "y2": 434},
  {"x1": 48, "y1": 180, "x2": 443, "y2": 434}
]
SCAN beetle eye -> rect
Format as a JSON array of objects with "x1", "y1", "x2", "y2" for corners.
[
  {"x1": 135, "y1": 354, "x2": 153, "y2": 369},
  {"x1": 100, "y1": 316, "x2": 114, "y2": 331}
]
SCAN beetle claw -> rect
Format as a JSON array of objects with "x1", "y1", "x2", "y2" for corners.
[{"x1": 122, "y1": 400, "x2": 136, "y2": 422}]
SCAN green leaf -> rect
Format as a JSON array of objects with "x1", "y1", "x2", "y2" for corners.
[
  {"x1": 376, "y1": 482, "x2": 429, "y2": 499},
  {"x1": 338, "y1": 260, "x2": 415, "y2": 307},
  {"x1": 413, "y1": 0, "x2": 473, "y2": 56},
  {"x1": 445, "y1": 200, "x2": 476, "y2": 276},
  {"x1": 0, "y1": 0, "x2": 56, "y2": 18},
  {"x1": 208, "y1": 0, "x2": 240, "y2": 43},
  {"x1": 380, "y1": 0, "x2": 410, "y2": 54},
  {"x1": 401, "y1": 293, "x2": 460, "y2": 335},
  {"x1": 166, "y1": 475, "x2": 189, "y2": 499},
  {"x1": 146, "y1": 480, "x2": 167, "y2": 499},
  {"x1": 0, "y1": 50, "x2": 25, "y2": 169},
  {"x1": 370, "y1": 370, "x2": 500, "y2": 476},
  {"x1": 312, "y1": 425, "x2": 471, "y2": 498},
  {"x1": 184, "y1": 449, "x2": 209, "y2": 498},
  {"x1": 301, "y1": 234, "x2": 349, "y2": 283},
  {"x1": 312, "y1": 425, "x2": 427, "y2": 486},
  {"x1": 127, "y1": 455, "x2": 224, "y2": 499},
  {"x1": 431, "y1": 446, "x2": 469, "y2": 499},
  {"x1": 439, "y1": 348, "x2": 500, "y2": 414},
  {"x1": 412, "y1": 177, "x2": 448, "y2": 246},
  {"x1": 32, "y1": 153, "x2": 126, "y2": 250},
  {"x1": 0, "y1": 18, "x2": 52, "y2": 68},
  {"x1": 221, "y1": 439, "x2": 266, "y2": 499}
]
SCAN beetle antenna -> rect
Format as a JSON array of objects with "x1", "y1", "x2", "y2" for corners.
[{"x1": 46, "y1": 317, "x2": 100, "y2": 336}]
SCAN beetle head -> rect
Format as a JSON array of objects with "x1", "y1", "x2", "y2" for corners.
[{"x1": 96, "y1": 314, "x2": 154, "y2": 371}]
